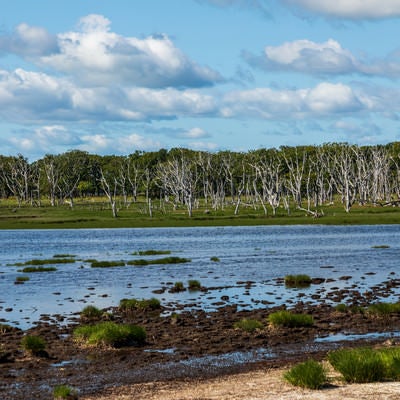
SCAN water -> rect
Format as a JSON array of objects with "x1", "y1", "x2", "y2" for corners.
[{"x1": 1, "y1": 225, "x2": 400, "y2": 329}]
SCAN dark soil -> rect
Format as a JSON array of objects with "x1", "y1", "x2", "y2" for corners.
[{"x1": 2, "y1": 289, "x2": 400, "y2": 400}]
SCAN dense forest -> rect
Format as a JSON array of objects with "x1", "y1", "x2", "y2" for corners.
[{"x1": 1, "y1": 142, "x2": 400, "y2": 218}]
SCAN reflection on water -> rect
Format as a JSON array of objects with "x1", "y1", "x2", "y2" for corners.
[{"x1": 1, "y1": 225, "x2": 400, "y2": 329}]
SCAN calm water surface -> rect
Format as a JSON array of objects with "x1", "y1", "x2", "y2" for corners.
[{"x1": 1, "y1": 225, "x2": 400, "y2": 329}]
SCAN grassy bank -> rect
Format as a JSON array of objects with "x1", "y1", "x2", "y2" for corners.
[{"x1": 1, "y1": 199, "x2": 400, "y2": 229}]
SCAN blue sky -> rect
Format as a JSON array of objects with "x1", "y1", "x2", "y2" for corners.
[{"x1": 1, "y1": 0, "x2": 400, "y2": 160}]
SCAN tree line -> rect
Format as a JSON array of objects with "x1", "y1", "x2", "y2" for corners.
[{"x1": 1, "y1": 142, "x2": 400, "y2": 217}]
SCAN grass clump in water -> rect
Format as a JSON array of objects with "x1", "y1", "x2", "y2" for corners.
[
  {"x1": 284, "y1": 359, "x2": 327, "y2": 389},
  {"x1": 234, "y1": 318, "x2": 263, "y2": 333},
  {"x1": 21, "y1": 266, "x2": 57, "y2": 272},
  {"x1": 132, "y1": 250, "x2": 171, "y2": 256},
  {"x1": 74, "y1": 322, "x2": 146, "y2": 348},
  {"x1": 23, "y1": 258, "x2": 75, "y2": 265},
  {"x1": 188, "y1": 279, "x2": 202, "y2": 290},
  {"x1": 119, "y1": 297, "x2": 161, "y2": 311},
  {"x1": 210, "y1": 256, "x2": 220, "y2": 262},
  {"x1": 21, "y1": 335, "x2": 46, "y2": 355},
  {"x1": 53, "y1": 384, "x2": 78, "y2": 399},
  {"x1": 371, "y1": 245, "x2": 390, "y2": 249},
  {"x1": 80, "y1": 305, "x2": 103, "y2": 320},
  {"x1": 90, "y1": 260, "x2": 125, "y2": 268},
  {"x1": 15, "y1": 276, "x2": 30, "y2": 283},
  {"x1": 284, "y1": 274, "x2": 312, "y2": 288},
  {"x1": 128, "y1": 256, "x2": 191, "y2": 266},
  {"x1": 328, "y1": 347, "x2": 394, "y2": 383},
  {"x1": 268, "y1": 310, "x2": 313, "y2": 328}
]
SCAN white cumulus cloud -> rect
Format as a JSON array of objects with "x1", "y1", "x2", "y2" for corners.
[{"x1": 283, "y1": 0, "x2": 400, "y2": 19}]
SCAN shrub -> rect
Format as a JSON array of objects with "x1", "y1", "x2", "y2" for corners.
[
  {"x1": 328, "y1": 348, "x2": 386, "y2": 383},
  {"x1": 234, "y1": 318, "x2": 263, "y2": 333},
  {"x1": 21, "y1": 335, "x2": 46, "y2": 355},
  {"x1": 284, "y1": 359, "x2": 327, "y2": 389},
  {"x1": 284, "y1": 274, "x2": 312, "y2": 288},
  {"x1": 0, "y1": 323, "x2": 13, "y2": 333},
  {"x1": 80, "y1": 305, "x2": 103, "y2": 320},
  {"x1": 335, "y1": 303, "x2": 348, "y2": 312},
  {"x1": 268, "y1": 310, "x2": 313, "y2": 328},
  {"x1": 53, "y1": 384, "x2": 78, "y2": 399},
  {"x1": 74, "y1": 322, "x2": 146, "y2": 348},
  {"x1": 188, "y1": 280, "x2": 201, "y2": 290},
  {"x1": 90, "y1": 260, "x2": 125, "y2": 268}
]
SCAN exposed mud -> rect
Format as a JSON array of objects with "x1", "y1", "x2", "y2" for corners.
[{"x1": 2, "y1": 286, "x2": 400, "y2": 400}]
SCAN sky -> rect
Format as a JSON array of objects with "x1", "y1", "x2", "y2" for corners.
[{"x1": 1, "y1": 0, "x2": 400, "y2": 160}]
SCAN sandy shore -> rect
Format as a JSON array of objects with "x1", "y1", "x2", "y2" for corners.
[{"x1": 81, "y1": 366, "x2": 400, "y2": 400}]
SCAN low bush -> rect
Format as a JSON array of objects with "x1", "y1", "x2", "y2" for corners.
[
  {"x1": 284, "y1": 359, "x2": 327, "y2": 389},
  {"x1": 171, "y1": 281, "x2": 185, "y2": 292},
  {"x1": 284, "y1": 274, "x2": 312, "y2": 288},
  {"x1": 80, "y1": 305, "x2": 103, "y2": 320},
  {"x1": 74, "y1": 322, "x2": 146, "y2": 348},
  {"x1": 328, "y1": 347, "x2": 387, "y2": 383},
  {"x1": 0, "y1": 323, "x2": 13, "y2": 333},
  {"x1": 268, "y1": 310, "x2": 313, "y2": 328},
  {"x1": 335, "y1": 303, "x2": 348, "y2": 312},
  {"x1": 90, "y1": 260, "x2": 125, "y2": 268},
  {"x1": 53, "y1": 384, "x2": 78, "y2": 399},
  {"x1": 21, "y1": 335, "x2": 46, "y2": 355},
  {"x1": 234, "y1": 318, "x2": 263, "y2": 333}
]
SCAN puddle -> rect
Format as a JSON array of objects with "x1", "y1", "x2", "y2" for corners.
[
  {"x1": 144, "y1": 348, "x2": 176, "y2": 354},
  {"x1": 51, "y1": 359, "x2": 88, "y2": 368},
  {"x1": 315, "y1": 331, "x2": 400, "y2": 343}
]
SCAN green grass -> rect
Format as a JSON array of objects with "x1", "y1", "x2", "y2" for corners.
[
  {"x1": 73, "y1": 322, "x2": 146, "y2": 348},
  {"x1": 21, "y1": 335, "x2": 46, "y2": 355},
  {"x1": 80, "y1": 305, "x2": 103, "y2": 320},
  {"x1": 284, "y1": 274, "x2": 312, "y2": 288},
  {"x1": 2, "y1": 200, "x2": 400, "y2": 229},
  {"x1": 188, "y1": 279, "x2": 202, "y2": 290},
  {"x1": 127, "y1": 256, "x2": 191, "y2": 266},
  {"x1": 21, "y1": 258, "x2": 75, "y2": 265},
  {"x1": 210, "y1": 256, "x2": 220, "y2": 262},
  {"x1": 15, "y1": 276, "x2": 30, "y2": 282},
  {"x1": 268, "y1": 310, "x2": 314, "y2": 328},
  {"x1": 21, "y1": 266, "x2": 57, "y2": 272},
  {"x1": 327, "y1": 347, "x2": 398, "y2": 383},
  {"x1": 367, "y1": 302, "x2": 400, "y2": 316},
  {"x1": 53, "y1": 385, "x2": 78, "y2": 399},
  {"x1": 119, "y1": 297, "x2": 161, "y2": 311},
  {"x1": 234, "y1": 318, "x2": 264, "y2": 333},
  {"x1": 90, "y1": 260, "x2": 125, "y2": 268},
  {"x1": 0, "y1": 323, "x2": 14, "y2": 333},
  {"x1": 284, "y1": 359, "x2": 327, "y2": 389},
  {"x1": 132, "y1": 250, "x2": 171, "y2": 255},
  {"x1": 371, "y1": 245, "x2": 390, "y2": 249}
]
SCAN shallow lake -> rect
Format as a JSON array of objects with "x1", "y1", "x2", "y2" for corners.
[{"x1": 1, "y1": 225, "x2": 400, "y2": 329}]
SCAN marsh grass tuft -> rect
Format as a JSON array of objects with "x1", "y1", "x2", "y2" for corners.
[
  {"x1": 15, "y1": 276, "x2": 30, "y2": 283},
  {"x1": 132, "y1": 250, "x2": 171, "y2": 256},
  {"x1": 371, "y1": 245, "x2": 390, "y2": 249},
  {"x1": 284, "y1": 274, "x2": 312, "y2": 288},
  {"x1": 210, "y1": 256, "x2": 220, "y2": 262},
  {"x1": 284, "y1": 359, "x2": 327, "y2": 389},
  {"x1": 80, "y1": 305, "x2": 103, "y2": 320},
  {"x1": 234, "y1": 318, "x2": 263, "y2": 333},
  {"x1": 73, "y1": 322, "x2": 146, "y2": 348},
  {"x1": 53, "y1": 384, "x2": 78, "y2": 399},
  {"x1": 328, "y1": 347, "x2": 387, "y2": 383},
  {"x1": 90, "y1": 260, "x2": 125, "y2": 268},
  {"x1": 119, "y1": 297, "x2": 161, "y2": 311},
  {"x1": 21, "y1": 335, "x2": 46, "y2": 355},
  {"x1": 367, "y1": 302, "x2": 400, "y2": 316},
  {"x1": 21, "y1": 266, "x2": 57, "y2": 273},
  {"x1": 268, "y1": 310, "x2": 313, "y2": 328},
  {"x1": 188, "y1": 279, "x2": 201, "y2": 290},
  {"x1": 23, "y1": 258, "x2": 75, "y2": 265},
  {"x1": 127, "y1": 256, "x2": 191, "y2": 266}
]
